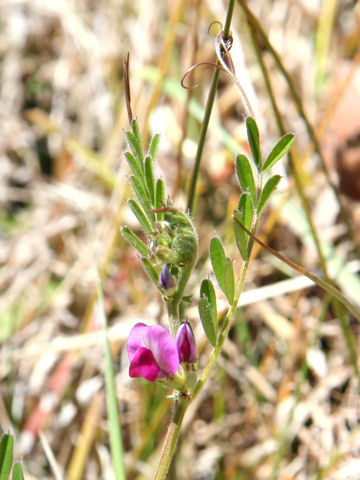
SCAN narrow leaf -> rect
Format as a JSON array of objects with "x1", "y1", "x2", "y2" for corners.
[
  {"x1": 263, "y1": 134, "x2": 295, "y2": 172},
  {"x1": 210, "y1": 237, "x2": 227, "y2": 293},
  {"x1": 257, "y1": 175, "x2": 281, "y2": 215},
  {"x1": 246, "y1": 117, "x2": 261, "y2": 169},
  {"x1": 149, "y1": 133, "x2": 160, "y2": 162},
  {"x1": 144, "y1": 156, "x2": 155, "y2": 205},
  {"x1": 129, "y1": 176, "x2": 154, "y2": 223},
  {"x1": 131, "y1": 119, "x2": 143, "y2": 157},
  {"x1": 125, "y1": 152, "x2": 145, "y2": 187},
  {"x1": 12, "y1": 463, "x2": 24, "y2": 480},
  {"x1": 141, "y1": 258, "x2": 159, "y2": 285},
  {"x1": 198, "y1": 297, "x2": 217, "y2": 346},
  {"x1": 125, "y1": 131, "x2": 143, "y2": 168},
  {"x1": 200, "y1": 279, "x2": 217, "y2": 326},
  {"x1": 155, "y1": 179, "x2": 166, "y2": 221},
  {"x1": 236, "y1": 154, "x2": 256, "y2": 203},
  {"x1": 223, "y1": 258, "x2": 235, "y2": 304},
  {"x1": 238, "y1": 193, "x2": 253, "y2": 230},
  {"x1": 121, "y1": 227, "x2": 149, "y2": 257},
  {"x1": 0, "y1": 434, "x2": 13, "y2": 480},
  {"x1": 128, "y1": 199, "x2": 153, "y2": 234},
  {"x1": 233, "y1": 210, "x2": 248, "y2": 261}
]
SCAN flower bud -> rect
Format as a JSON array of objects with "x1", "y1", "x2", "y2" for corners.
[
  {"x1": 160, "y1": 264, "x2": 176, "y2": 290},
  {"x1": 176, "y1": 323, "x2": 197, "y2": 364}
]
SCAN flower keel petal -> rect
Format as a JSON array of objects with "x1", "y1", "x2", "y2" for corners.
[{"x1": 129, "y1": 346, "x2": 161, "y2": 382}]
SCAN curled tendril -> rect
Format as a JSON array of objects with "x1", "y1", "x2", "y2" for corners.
[{"x1": 181, "y1": 20, "x2": 254, "y2": 118}]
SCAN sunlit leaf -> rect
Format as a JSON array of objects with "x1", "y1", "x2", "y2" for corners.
[
  {"x1": 155, "y1": 179, "x2": 166, "y2": 221},
  {"x1": 223, "y1": 258, "x2": 235, "y2": 304},
  {"x1": 121, "y1": 226, "x2": 149, "y2": 257},
  {"x1": 236, "y1": 154, "x2": 256, "y2": 203},
  {"x1": 128, "y1": 199, "x2": 153, "y2": 234},
  {"x1": 263, "y1": 134, "x2": 294, "y2": 172},
  {"x1": 124, "y1": 152, "x2": 145, "y2": 187},
  {"x1": 129, "y1": 176, "x2": 154, "y2": 223},
  {"x1": 210, "y1": 237, "x2": 227, "y2": 294},
  {"x1": 125, "y1": 130, "x2": 143, "y2": 168},
  {"x1": 0, "y1": 434, "x2": 13, "y2": 480},
  {"x1": 141, "y1": 258, "x2": 159, "y2": 285},
  {"x1": 257, "y1": 175, "x2": 281, "y2": 214},
  {"x1": 200, "y1": 279, "x2": 217, "y2": 326},
  {"x1": 246, "y1": 117, "x2": 261, "y2": 170},
  {"x1": 144, "y1": 156, "x2": 155, "y2": 205},
  {"x1": 12, "y1": 463, "x2": 24, "y2": 480},
  {"x1": 198, "y1": 297, "x2": 217, "y2": 346},
  {"x1": 148, "y1": 133, "x2": 160, "y2": 164}
]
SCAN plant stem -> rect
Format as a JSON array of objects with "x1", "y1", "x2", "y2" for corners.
[
  {"x1": 153, "y1": 398, "x2": 188, "y2": 480},
  {"x1": 186, "y1": 0, "x2": 235, "y2": 213}
]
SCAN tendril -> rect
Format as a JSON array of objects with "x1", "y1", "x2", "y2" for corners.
[{"x1": 181, "y1": 21, "x2": 255, "y2": 119}]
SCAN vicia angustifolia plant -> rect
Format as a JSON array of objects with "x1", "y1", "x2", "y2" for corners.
[{"x1": 121, "y1": 102, "x2": 294, "y2": 478}]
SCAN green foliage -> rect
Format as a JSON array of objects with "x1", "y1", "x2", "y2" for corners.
[
  {"x1": 246, "y1": 117, "x2": 261, "y2": 170},
  {"x1": 223, "y1": 259, "x2": 235, "y2": 304},
  {"x1": 210, "y1": 237, "x2": 227, "y2": 294},
  {"x1": 199, "y1": 279, "x2": 218, "y2": 346},
  {"x1": 257, "y1": 175, "x2": 281, "y2": 214},
  {"x1": 0, "y1": 434, "x2": 25, "y2": 480},
  {"x1": 121, "y1": 226, "x2": 149, "y2": 257},
  {"x1": 236, "y1": 154, "x2": 256, "y2": 203},
  {"x1": 263, "y1": 133, "x2": 294, "y2": 172}
]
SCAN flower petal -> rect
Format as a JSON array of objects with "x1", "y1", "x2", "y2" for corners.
[
  {"x1": 146, "y1": 325, "x2": 179, "y2": 376},
  {"x1": 127, "y1": 323, "x2": 149, "y2": 362},
  {"x1": 176, "y1": 323, "x2": 197, "y2": 363},
  {"x1": 129, "y1": 346, "x2": 161, "y2": 382}
]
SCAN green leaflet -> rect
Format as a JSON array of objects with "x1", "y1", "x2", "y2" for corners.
[
  {"x1": 121, "y1": 226, "x2": 149, "y2": 257},
  {"x1": 210, "y1": 237, "x2": 227, "y2": 294},
  {"x1": 129, "y1": 176, "x2": 155, "y2": 223},
  {"x1": 246, "y1": 117, "x2": 261, "y2": 170},
  {"x1": 0, "y1": 434, "x2": 13, "y2": 480},
  {"x1": 128, "y1": 199, "x2": 153, "y2": 234},
  {"x1": 198, "y1": 297, "x2": 217, "y2": 346},
  {"x1": 223, "y1": 258, "x2": 235, "y2": 304},
  {"x1": 200, "y1": 279, "x2": 217, "y2": 326},
  {"x1": 155, "y1": 179, "x2": 166, "y2": 221},
  {"x1": 257, "y1": 175, "x2": 281, "y2": 215},
  {"x1": 144, "y1": 156, "x2": 155, "y2": 205},
  {"x1": 141, "y1": 258, "x2": 159, "y2": 285},
  {"x1": 236, "y1": 154, "x2": 256, "y2": 203},
  {"x1": 263, "y1": 134, "x2": 295, "y2": 172},
  {"x1": 12, "y1": 464, "x2": 24, "y2": 480}
]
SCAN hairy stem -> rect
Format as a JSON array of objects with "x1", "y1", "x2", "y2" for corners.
[{"x1": 153, "y1": 398, "x2": 188, "y2": 480}]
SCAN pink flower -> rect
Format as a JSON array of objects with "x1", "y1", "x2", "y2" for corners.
[
  {"x1": 128, "y1": 323, "x2": 180, "y2": 381},
  {"x1": 127, "y1": 323, "x2": 197, "y2": 382}
]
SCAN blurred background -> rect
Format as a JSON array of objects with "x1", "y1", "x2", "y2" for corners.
[{"x1": 1, "y1": 0, "x2": 360, "y2": 478}]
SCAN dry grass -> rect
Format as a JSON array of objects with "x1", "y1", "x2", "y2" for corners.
[{"x1": 1, "y1": 0, "x2": 360, "y2": 479}]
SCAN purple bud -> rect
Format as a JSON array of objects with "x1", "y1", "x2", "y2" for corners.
[
  {"x1": 160, "y1": 264, "x2": 176, "y2": 290},
  {"x1": 176, "y1": 323, "x2": 197, "y2": 364}
]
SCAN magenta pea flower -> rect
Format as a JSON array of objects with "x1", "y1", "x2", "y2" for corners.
[
  {"x1": 127, "y1": 322, "x2": 197, "y2": 383},
  {"x1": 128, "y1": 323, "x2": 180, "y2": 382}
]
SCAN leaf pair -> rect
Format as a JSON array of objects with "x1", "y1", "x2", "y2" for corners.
[{"x1": 245, "y1": 117, "x2": 294, "y2": 173}]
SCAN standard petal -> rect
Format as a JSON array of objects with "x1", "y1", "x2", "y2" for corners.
[
  {"x1": 147, "y1": 325, "x2": 179, "y2": 376},
  {"x1": 176, "y1": 323, "x2": 197, "y2": 363},
  {"x1": 127, "y1": 323, "x2": 150, "y2": 361},
  {"x1": 129, "y1": 346, "x2": 161, "y2": 382}
]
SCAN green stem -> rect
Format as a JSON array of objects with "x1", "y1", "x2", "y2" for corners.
[
  {"x1": 153, "y1": 398, "x2": 188, "y2": 480},
  {"x1": 186, "y1": 0, "x2": 235, "y2": 213}
]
